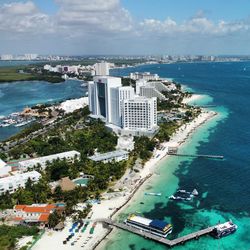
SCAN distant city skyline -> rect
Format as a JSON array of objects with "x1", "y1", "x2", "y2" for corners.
[{"x1": 1, "y1": 0, "x2": 250, "y2": 55}]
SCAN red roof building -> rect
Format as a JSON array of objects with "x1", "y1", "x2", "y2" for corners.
[{"x1": 13, "y1": 203, "x2": 65, "y2": 224}]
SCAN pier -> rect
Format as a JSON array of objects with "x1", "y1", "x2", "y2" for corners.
[
  {"x1": 168, "y1": 153, "x2": 224, "y2": 159},
  {"x1": 99, "y1": 219, "x2": 221, "y2": 247}
]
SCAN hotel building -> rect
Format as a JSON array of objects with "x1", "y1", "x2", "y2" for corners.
[
  {"x1": 122, "y1": 97, "x2": 157, "y2": 132},
  {"x1": 88, "y1": 76, "x2": 158, "y2": 136},
  {"x1": 18, "y1": 150, "x2": 80, "y2": 172},
  {"x1": 0, "y1": 171, "x2": 41, "y2": 195},
  {"x1": 94, "y1": 62, "x2": 110, "y2": 76}
]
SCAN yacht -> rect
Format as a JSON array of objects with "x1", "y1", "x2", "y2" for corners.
[{"x1": 211, "y1": 221, "x2": 237, "y2": 238}]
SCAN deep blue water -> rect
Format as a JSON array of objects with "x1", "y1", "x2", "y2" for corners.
[
  {"x1": 0, "y1": 61, "x2": 250, "y2": 248},
  {"x1": 107, "y1": 62, "x2": 250, "y2": 249},
  {"x1": 0, "y1": 80, "x2": 87, "y2": 141}
]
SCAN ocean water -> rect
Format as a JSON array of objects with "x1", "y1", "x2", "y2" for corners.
[
  {"x1": 0, "y1": 80, "x2": 87, "y2": 141},
  {"x1": 102, "y1": 62, "x2": 250, "y2": 250}
]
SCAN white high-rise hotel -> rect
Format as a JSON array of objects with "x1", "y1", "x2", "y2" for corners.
[{"x1": 88, "y1": 76, "x2": 158, "y2": 135}]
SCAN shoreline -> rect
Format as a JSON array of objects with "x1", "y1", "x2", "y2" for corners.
[
  {"x1": 31, "y1": 95, "x2": 217, "y2": 250},
  {"x1": 94, "y1": 108, "x2": 217, "y2": 250}
]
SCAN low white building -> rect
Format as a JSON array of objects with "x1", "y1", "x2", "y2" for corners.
[
  {"x1": 18, "y1": 151, "x2": 81, "y2": 171},
  {"x1": 88, "y1": 150, "x2": 129, "y2": 163},
  {"x1": 130, "y1": 72, "x2": 159, "y2": 81},
  {"x1": 0, "y1": 171, "x2": 41, "y2": 195},
  {"x1": 0, "y1": 159, "x2": 12, "y2": 177}
]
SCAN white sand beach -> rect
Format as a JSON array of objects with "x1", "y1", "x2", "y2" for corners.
[
  {"x1": 32, "y1": 96, "x2": 217, "y2": 250},
  {"x1": 182, "y1": 94, "x2": 204, "y2": 104},
  {"x1": 59, "y1": 97, "x2": 88, "y2": 114}
]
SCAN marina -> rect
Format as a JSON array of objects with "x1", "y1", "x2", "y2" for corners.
[{"x1": 0, "y1": 113, "x2": 35, "y2": 128}]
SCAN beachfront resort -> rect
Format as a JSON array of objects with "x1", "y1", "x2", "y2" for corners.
[{"x1": 0, "y1": 64, "x2": 222, "y2": 250}]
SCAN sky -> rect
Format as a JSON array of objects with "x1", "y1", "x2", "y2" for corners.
[{"x1": 1, "y1": 0, "x2": 250, "y2": 55}]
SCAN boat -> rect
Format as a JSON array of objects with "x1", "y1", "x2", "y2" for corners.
[
  {"x1": 145, "y1": 192, "x2": 162, "y2": 196},
  {"x1": 192, "y1": 189, "x2": 199, "y2": 196},
  {"x1": 0, "y1": 123, "x2": 11, "y2": 127},
  {"x1": 169, "y1": 195, "x2": 192, "y2": 201},
  {"x1": 124, "y1": 214, "x2": 172, "y2": 238},
  {"x1": 169, "y1": 189, "x2": 197, "y2": 201},
  {"x1": 15, "y1": 120, "x2": 32, "y2": 127},
  {"x1": 211, "y1": 221, "x2": 237, "y2": 238}
]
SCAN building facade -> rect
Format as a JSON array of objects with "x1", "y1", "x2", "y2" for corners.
[
  {"x1": 13, "y1": 203, "x2": 65, "y2": 224},
  {"x1": 18, "y1": 151, "x2": 80, "y2": 171},
  {"x1": 130, "y1": 72, "x2": 159, "y2": 81},
  {"x1": 89, "y1": 76, "x2": 158, "y2": 136},
  {"x1": 0, "y1": 159, "x2": 11, "y2": 177},
  {"x1": 0, "y1": 171, "x2": 41, "y2": 195},
  {"x1": 94, "y1": 62, "x2": 110, "y2": 76},
  {"x1": 88, "y1": 150, "x2": 129, "y2": 163},
  {"x1": 122, "y1": 97, "x2": 157, "y2": 131}
]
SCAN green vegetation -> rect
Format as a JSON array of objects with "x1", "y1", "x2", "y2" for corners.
[
  {"x1": 0, "y1": 225, "x2": 39, "y2": 250},
  {"x1": 133, "y1": 136, "x2": 156, "y2": 163},
  {"x1": 121, "y1": 77, "x2": 136, "y2": 88},
  {"x1": 6, "y1": 122, "x2": 43, "y2": 142},
  {"x1": 0, "y1": 66, "x2": 64, "y2": 83}
]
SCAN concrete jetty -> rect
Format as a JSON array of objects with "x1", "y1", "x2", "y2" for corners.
[
  {"x1": 99, "y1": 219, "x2": 223, "y2": 248},
  {"x1": 168, "y1": 153, "x2": 224, "y2": 159}
]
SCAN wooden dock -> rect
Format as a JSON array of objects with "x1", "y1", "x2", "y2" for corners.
[
  {"x1": 168, "y1": 153, "x2": 224, "y2": 159},
  {"x1": 100, "y1": 219, "x2": 220, "y2": 247}
]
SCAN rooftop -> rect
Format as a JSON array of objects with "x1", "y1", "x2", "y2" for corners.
[
  {"x1": 18, "y1": 150, "x2": 80, "y2": 167},
  {"x1": 88, "y1": 150, "x2": 128, "y2": 162},
  {"x1": 127, "y1": 215, "x2": 152, "y2": 226}
]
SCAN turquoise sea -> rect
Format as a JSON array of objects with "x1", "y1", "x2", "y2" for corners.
[
  {"x1": 0, "y1": 81, "x2": 87, "y2": 141},
  {"x1": 0, "y1": 61, "x2": 250, "y2": 249},
  {"x1": 100, "y1": 62, "x2": 250, "y2": 250}
]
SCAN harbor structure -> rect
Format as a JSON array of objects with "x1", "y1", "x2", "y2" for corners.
[
  {"x1": 18, "y1": 150, "x2": 80, "y2": 171},
  {"x1": 0, "y1": 159, "x2": 12, "y2": 177},
  {"x1": 100, "y1": 218, "x2": 236, "y2": 248},
  {"x1": 0, "y1": 171, "x2": 41, "y2": 195},
  {"x1": 88, "y1": 150, "x2": 129, "y2": 163},
  {"x1": 125, "y1": 214, "x2": 172, "y2": 237}
]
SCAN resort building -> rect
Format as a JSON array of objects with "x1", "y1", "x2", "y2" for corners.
[
  {"x1": 88, "y1": 150, "x2": 129, "y2": 163},
  {"x1": 13, "y1": 203, "x2": 65, "y2": 224},
  {"x1": 18, "y1": 150, "x2": 81, "y2": 171},
  {"x1": 0, "y1": 171, "x2": 41, "y2": 195},
  {"x1": 94, "y1": 62, "x2": 110, "y2": 75},
  {"x1": 88, "y1": 76, "x2": 122, "y2": 126},
  {"x1": 136, "y1": 80, "x2": 176, "y2": 101},
  {"x1": 88, "y1": 76, "x2": 158, "y2": 136},
  {"x1": 122, "y1": 97, "x2": 158, "y2": 132},
  {"x1": 130, "y1": 72, "x2": 160, "y2": 81},
  {"x1": 0, "y1": 159, "x2": 12, "y2": 177}
]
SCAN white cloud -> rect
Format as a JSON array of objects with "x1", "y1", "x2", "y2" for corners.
[
  {"x1": 55, "y1": 0, "x2": 133, "y2": 34},
  {"x1": 140, "y1": 16, "x2": 250, "y2": 36},
  {"x1": 0, "y1": 1, "x2": 53, "y2": 33},
  {"x1": 1, "y1": 1, "x2": 250, "y2": 54}
]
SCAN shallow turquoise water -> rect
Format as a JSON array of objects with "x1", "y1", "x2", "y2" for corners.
[{"x1": 103, "y1": 62, "x2": 250, "y2": 249}]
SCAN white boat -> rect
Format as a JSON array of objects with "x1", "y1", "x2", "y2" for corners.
[
  {"x1": 15, "y1": 121, "x2": 31, "y2": 127},
  {"x1": 211, "y1": 221, "x2": 237, "y2": 238},
  {"x1": 0, "y1": 123, "x2": 10, "y2": 127}
]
